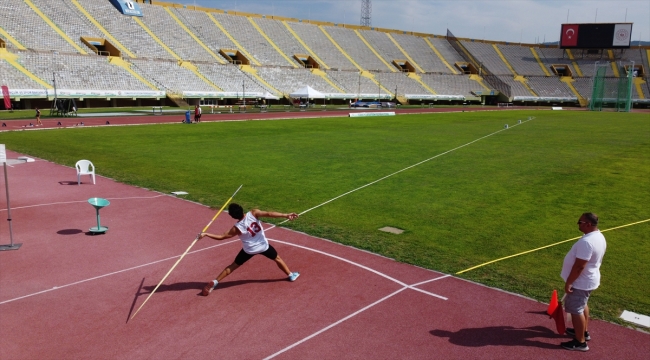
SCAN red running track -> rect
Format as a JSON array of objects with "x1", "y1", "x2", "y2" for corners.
[
  {"x1": 0, "y1": 106, "x2": 537, "y2": 131},
  {"x1": 1, "y1": 132, "x2": 648, "y2": 359}
]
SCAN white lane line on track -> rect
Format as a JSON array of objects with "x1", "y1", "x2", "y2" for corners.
[
  {"x1": 269, "y1": 238, "x2": 448, "y2": 301},
  {"x1": 0, "y1": 195, "x2": 166, "y2": 211},
  {"x1": 0, "y1": 239, "x2": 239, "y2": 305},
  {"x1": 263, "y1": 288, "x2": 408, "y2": 360}
]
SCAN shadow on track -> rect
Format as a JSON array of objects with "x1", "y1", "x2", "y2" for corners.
[{"x1": 430, "y1": 325, "x2": 565, "y2": 349}]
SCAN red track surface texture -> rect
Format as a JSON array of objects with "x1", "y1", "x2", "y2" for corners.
[{"x1": 1, "y1": 148, "x2": 648, "y2": 358}]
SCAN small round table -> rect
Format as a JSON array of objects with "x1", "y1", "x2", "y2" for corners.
[{"x1": 88, "y1": 197, "x2": 110, "y2": 234}]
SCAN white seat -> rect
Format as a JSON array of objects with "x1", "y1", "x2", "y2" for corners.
[{"x1": 75, "y1": 160, "x2": 95, "y2": 185}]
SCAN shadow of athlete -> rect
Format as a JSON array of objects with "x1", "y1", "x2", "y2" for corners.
[
  {"x1": 430, "y1": 325, "x2": 563, "y2": 349},
  {"x1": 198, "y1": 203, "x2": 300, "y2": 296}
]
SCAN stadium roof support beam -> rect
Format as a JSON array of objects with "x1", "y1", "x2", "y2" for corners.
[
  {"x1": 386, "y1": 33, "x2": 424, "y2": 73},
  {"x1": 70, "y1": 0, "x2": 135, "y2": 58}
]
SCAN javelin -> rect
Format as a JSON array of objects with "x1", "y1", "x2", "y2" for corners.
[{"x1": 130, "y1": 184, "x2": 243, "y2": 320}]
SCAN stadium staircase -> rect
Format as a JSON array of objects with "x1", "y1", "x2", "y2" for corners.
[
  {"x1": 164, "y1": 7, "x2": 225, "y2": 64},
  {"x1": 70, "y1": 0, "x2": 135, "y2": 58},
  {"x1": 247, "y1": 17, "x2": 297, "y2": 68},
  {"x1": 560, "y1": 77, "x2": 587, "y2": 106},
  {"x1": 207, "y1": 13, "x2": 261, "y2": 66},
  {"x1": 355, "y1": 30, "x2": 396, "y2": 72},
  {"x1": 360, "y1": 71, "x2": 399, "y2": 102},
  {"x1": 469, "y1": 74, "x2": 492, "y2": 92},
  {"x1": 633, "y1": 78, "x2": 646, "y2": 99},
  {"x1": 23, "y1": 0, "x2": 88, "y2": 55},
  {"x1": 423, "y1": 38, "x2": 458, "y2": 74},
  {"x1": 406, "y1": 73, "x2": 437, "y2": 94},
  {"x1": 492, "y1": 44, "x2": 538, "y2": 97},
  {"x1": 606, "y1": 50, "x2": 621, "y2": 77},
  {"x1": 178, "y1": 61, "x2": 223, "y2": 91},
  {"x1": 282, "y1": 21, "x2": 329, "y2": 70},
  {"x1": 108, "y1": 57, "x2": 159, "y2": 90},
  {"x1": 564, "y1": 49, "x2": 584, "y2": 77},
  {"x1": 239, "y1": 65, "x2": 283, "y2": 97},
  {"x1": 133, "y1": 17, "x2": 181, "y2": 60},
  {"x1": 167, "y1": 93, "x2": 190, "y2": 107},
  {"x1": 311, "y1": 68, "x2": 345, "y2": 93},
  {"x1": 387, "y1": 33, "x2": 424, "y2": 73},
  {"x1": 0, "y1": 27, "x2": 26, "y2": 50},
  {"x1": 530, "y1": 48, "x2": 552, "y2": 76},
  {"x1": 318, "y1": 26, "x2": 364, "y2": 72},
  {"x1": 0, "y1": 49, "x2": 52, "y2": 89}
]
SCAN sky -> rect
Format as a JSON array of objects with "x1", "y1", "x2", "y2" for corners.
[{"x1": 169, "y1": 0, "x2": 650, "y2": 44}]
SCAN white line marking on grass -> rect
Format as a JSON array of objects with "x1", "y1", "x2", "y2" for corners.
[
  {"x1": 271, "y1": 117, "x2": 535, "y2": 227},
  {"x1": 263, "y1": 287, "x2": 407, "y2": 360},
  {"x1": 0, "y1": 195, "x2": 166, "y2": 211},
  {"x1": 0, "y1": 240, "x2": 239, "y2": 305}
]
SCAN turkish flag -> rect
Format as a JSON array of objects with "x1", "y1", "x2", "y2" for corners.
[{"x1": 561, "y1": 24, "x2": 579, "y2": 47}]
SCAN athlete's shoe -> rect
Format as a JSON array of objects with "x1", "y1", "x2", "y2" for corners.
[
  {"x1": 288, "y1": 272, "x2": 300, "y2": 282},
  {"x1": 202, "y1": 280, "x2": 218, "y2": 296},
  {"x1": 565, "y1": 328, "x2": 591, "y2": 341},
  {"x1": 561, "y1": 339, "x2": 589, "y2": 352}
]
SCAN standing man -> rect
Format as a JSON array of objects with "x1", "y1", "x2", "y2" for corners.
[
  {"x1": 560, "y1": 213, "x2": 607, "y2": 352},
  {"x1": 35, "y1": 107, "x2": 42, "y2": 126},
  {"x1": 199, "y1": 203, "x2": 300, "y2": 296},
  {"x1": 193, "y1": 105, "x2": 200, "y2": 123}
]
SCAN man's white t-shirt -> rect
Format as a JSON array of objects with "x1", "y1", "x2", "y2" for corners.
[
  {"x1": 234, "y1": 212, "x2": 269, "y2": 254},
  {"x1": 561, "y1": 230, "x2": 607, "y2": 291}
]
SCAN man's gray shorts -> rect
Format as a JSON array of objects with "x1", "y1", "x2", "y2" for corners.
[{"x1": 565, "y1": 289, "x2": 592, "y2": 315}]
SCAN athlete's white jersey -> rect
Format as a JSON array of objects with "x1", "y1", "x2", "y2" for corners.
[{"x1": 234, "y1": 211, "x2": 269, "y2": 254}]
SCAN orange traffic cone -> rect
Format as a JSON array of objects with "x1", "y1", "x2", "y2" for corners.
[{"x1": 547, "y1": 289, "x2": 559, "y2": 316}]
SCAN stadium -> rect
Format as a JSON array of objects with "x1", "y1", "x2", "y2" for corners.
[
  {"x1": 0, "y1": 0, "x2": 648, "y2": 110},
  {"x1": 0, "y1": 0, "x2": 649, "y2": 359}
]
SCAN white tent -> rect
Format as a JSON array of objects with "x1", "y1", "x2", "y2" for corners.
[
  {"x1": 264, "y1": 92, "x2": 280, "y2": 100},
  {"x1": 289, "y1": 86, "x2": 325, "y2": 99}
]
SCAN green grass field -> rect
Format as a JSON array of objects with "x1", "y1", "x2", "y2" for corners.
[{"x1": 1, "y1": 110, "x2": 648, "y2": 325}]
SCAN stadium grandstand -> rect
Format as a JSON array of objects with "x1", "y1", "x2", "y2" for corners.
[{"x1": 1, "y1": 0, "x2": 648, "y2": 110}]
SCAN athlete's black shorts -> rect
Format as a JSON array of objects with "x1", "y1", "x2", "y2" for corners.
[{"x1": 234, "y1": 245, "x2": 278, "y2": 266}]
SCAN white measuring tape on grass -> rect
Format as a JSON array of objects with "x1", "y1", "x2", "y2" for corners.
[{"x1": 272, "y1": 117, "x2": 535, "y2": 227}]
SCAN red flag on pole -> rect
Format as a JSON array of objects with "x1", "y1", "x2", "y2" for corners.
[
  {"x1": 551, "y1": 303, "x2": 567, "y2": 335},
  {"x1": 1, "y1": 85, "x2": 10, "y2": 110},
  {"x1": 561, "y1": 24, "x2": 579, "y2": 47},
  {"x1": 547, "y1": 290, "x2": 566, "y2": 334}
]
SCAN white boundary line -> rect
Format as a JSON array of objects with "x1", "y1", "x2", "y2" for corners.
[
  {"x1": 263, "y1": 288, "x2": 407, "y2": 360},
  {"x1": 0, "y1": 195, "x2": 166, "y2": 211},
  {"x1": 274, "y1": 117, "x2": 535, "y2": 226},
  {"x1": 0, "y1": 239, "x2": 239, "y2": 305},
  {"x1": 269, "y1": 238, "x2": 448, "y2": 301}
]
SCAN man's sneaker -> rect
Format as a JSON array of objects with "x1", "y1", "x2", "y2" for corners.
[
  {"x1": 566, "y1": 328, "x2": 591, "y2": 341},
  {"x1": 561, "y1": 339, "x2": 589, "y2": 352},
  {"x1": 202, "y1": 280, "x2": 218, "y2": 296},
  {"x1": 288, "y1": 272, "x2": 300, "y2": 282}
]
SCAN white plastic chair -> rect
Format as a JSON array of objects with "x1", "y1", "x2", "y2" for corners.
[{"x1": 75, "y1": 160, "x2": 95, "y2": 185}]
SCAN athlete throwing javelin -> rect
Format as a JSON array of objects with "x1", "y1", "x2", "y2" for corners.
[{"x1": 199, "y1": 203, "x2": 300, "y2": 296}]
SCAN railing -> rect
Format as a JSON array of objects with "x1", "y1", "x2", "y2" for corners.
[{"x1": 446, "y1": 29, "x2": 511, "y2": 98}]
